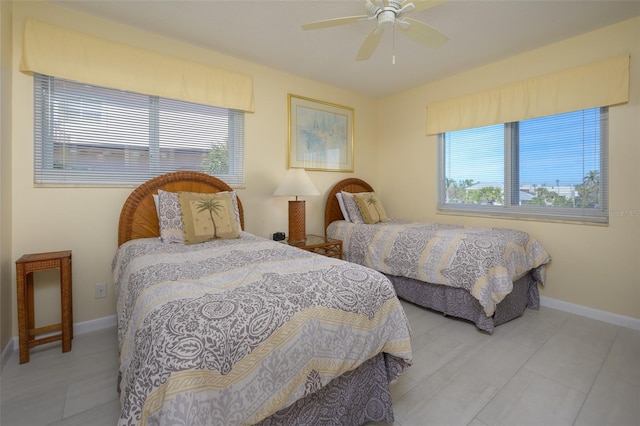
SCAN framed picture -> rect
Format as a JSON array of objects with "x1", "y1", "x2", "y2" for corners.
[{"x1": 288, "y1": 94, "x2": 354, "y2": 172}]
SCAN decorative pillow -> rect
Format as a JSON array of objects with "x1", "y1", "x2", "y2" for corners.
[
  {"x1": 178, "y1": 191, "x2": 240, "y2": 244},
  {"x1": 156, "y1": 189, "x2": 242, "y2": 244},
  {"x1": 157, "y1": 189, "x2": 185, "y2": 244},
  {"x1": 335, "y1": 193, "x2": 350, "y2": 221},
  {"x1": 354, "y1": 192, "x2": 389, "y2": 224},
  {"x1": 340, "y1": 191, "x2": 364, "y2": 224},
  {"x1": 225, "y1": 191, "x2": 242, "y2": 231}
]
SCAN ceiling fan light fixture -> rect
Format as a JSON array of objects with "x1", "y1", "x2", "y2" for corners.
[{"x1": 377, "y1": 10, "x2": 396, "y2": 27}]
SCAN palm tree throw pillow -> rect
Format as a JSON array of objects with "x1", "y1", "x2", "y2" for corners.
[
  {"x1": 353, "y1": 192, "x2": 390, "y2": 224},
  {"x1": 178, "y1": 191, "x2": 240, "y2": 244}
]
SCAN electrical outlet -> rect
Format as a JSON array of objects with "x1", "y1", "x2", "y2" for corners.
[{"x1": 95, "y1": 283, "x2": 107, "y2": 299}]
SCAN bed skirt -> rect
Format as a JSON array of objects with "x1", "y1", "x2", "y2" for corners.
[
  {"x1": 117, "y1": 352, "x2": 403, "y2": 425},
  {"x1": 388, "y1": 272, "x2": 539, "y2": 333},
  {"x1": 257, "y1": 352, "x2": 405, "y2": 425}
]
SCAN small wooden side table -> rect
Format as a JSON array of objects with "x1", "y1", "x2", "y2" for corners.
[
  {"x1": 15, "y1": 250, "x2": 73, "y2": 364},
  {"x1": 287, "y1": 234, "x2": 343, "y2": 259}
]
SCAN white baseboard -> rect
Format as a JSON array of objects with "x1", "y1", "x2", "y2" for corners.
[
  {"x1": 71, "y1": 314, "x2": 118, "y2": 337},
  {"x1": 540, "y1": 296, "x2": 640, "y2": 331},
  {"x1": 1, "y1": 336, "x2": 12, "y2": 373},
  {"x1": 0, "y1": 314, "x2": 117, "y2": 373}
]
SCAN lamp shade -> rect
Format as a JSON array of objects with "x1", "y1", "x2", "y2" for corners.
[{"x1": 272, "y1": 168, "x2": 320, "y2": 197}]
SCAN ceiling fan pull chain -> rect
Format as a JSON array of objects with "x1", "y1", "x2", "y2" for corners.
[{"x1": 392, "y1": 26, "x2": 396, "y2": 64}]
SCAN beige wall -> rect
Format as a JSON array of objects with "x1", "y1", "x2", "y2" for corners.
[
  {"x1": 1, "y1": 0, "x2": 14, "y2": 360},
  {"x1": 378, "y1": 17, "x2": 640, "y2": 320},
  {"x1": 8, "y1": 1, "x2": 380, "y2": 332},
  {"x1": 3, "y1": 2, "x2": 638, "y2": 345}
]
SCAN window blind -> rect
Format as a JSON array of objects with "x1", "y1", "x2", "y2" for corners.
[
  {"x1": 439, "y1": 108, "x2": 608, "y2": 224},
  {"x1": 34, "y1": 74, "x2": 245, "y2": 186}
]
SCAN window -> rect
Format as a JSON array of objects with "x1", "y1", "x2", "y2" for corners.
[
  {"x1": 438, "y1": 107, "x2": 608, "y2": 223},
  {"x1": 34, "y1": 74, "x2": 245, "y2": 186}
]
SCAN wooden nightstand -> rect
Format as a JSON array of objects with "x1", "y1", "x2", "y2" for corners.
[
  {"x1": 15, "y1": 250, "x2": 73, "y2": 364},
  {"x1": 287, "y1": 234, "x2": 342, "y2": 259}
]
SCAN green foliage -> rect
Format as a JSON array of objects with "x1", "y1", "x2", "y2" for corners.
[
  {"x1": 467, "y1": 186, "x2": 504, "y2": 205},
  {"x1": 202, "y1": 144, "x2": 229, "y2": 174},
  {"x1": 445, "y1": 179, "x2": 477, "y2": 204},
  {"x1": 528, "y1": 187, "x2": 572, "y2": 207},
  {"x1": 444, "y1": 170, "x2": 600, "y2": 208},
  {"x1": 575, "y1": 170, "x2": 600, "y2": 208},
  {"x1": 445, "y1": 179, "x2": 503, "y2": 205}
]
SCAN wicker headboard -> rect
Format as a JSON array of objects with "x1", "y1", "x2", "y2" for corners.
[
  {"x1": 117, "y1": 171, "x2": 244, "y2": 246},
  {"x1": 324, "y1": 178, "x2": 375, "y2": 233}
]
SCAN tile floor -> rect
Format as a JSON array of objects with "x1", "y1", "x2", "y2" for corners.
[{"x1": 1, "y1": 302, "x2": 638, "y2": 426}]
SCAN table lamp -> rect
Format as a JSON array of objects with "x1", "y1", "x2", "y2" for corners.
[{"x1": 273, "y1": 168, "x2": 320, "y2": 244}]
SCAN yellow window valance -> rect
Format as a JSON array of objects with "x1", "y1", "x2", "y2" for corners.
[
  {"x1": 426, "y1": 54, "x2": 629, "y2": 135},
  {"x1": 20, "y1": 19, "x2": 254, "y2": 112}
]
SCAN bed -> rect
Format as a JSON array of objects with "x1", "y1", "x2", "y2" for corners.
[
  {"x1": 114, "y1": 171, "x2": 412, "y2": 426},
  {"x1": 325, "y1": 178, "x2": 551, "y2": 333}
]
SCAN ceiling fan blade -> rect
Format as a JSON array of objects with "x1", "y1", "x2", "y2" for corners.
[
  {"x1": 301, "y1": 15, "x2": 368, "y2": 31},
  {"x1": 403, "y1": 0, "x2": 449, "y2": 12},
  {"x1": 356, "y1": 27, "x2": 385, "y2": 61},
  {"x1": 398, "y1": 17, "x2": 448, "y2": 49}
]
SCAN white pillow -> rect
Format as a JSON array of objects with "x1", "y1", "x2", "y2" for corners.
[
  {"x1": 340, "y1": 191, "x2": 364, "y2": 224},
  {"x1": 157, "y1": 189, "x2": 185, "y2": 244},
  {"x1": 336, "y1": 192, "x2": 350, "y2": 222}
]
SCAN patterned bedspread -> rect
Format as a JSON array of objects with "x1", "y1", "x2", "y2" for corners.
[
  {"x1": 327, "y1": 220, "x2": 551, "y2": 317},
  {"x1": 113, "y1": 232, "x2": 412, "y2": 426}
]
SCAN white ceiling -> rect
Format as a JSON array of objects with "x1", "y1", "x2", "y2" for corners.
[{"x1": 50, "y1": 0, "x2": 640, "y2": 97}]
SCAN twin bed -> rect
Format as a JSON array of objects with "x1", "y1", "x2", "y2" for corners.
[
  {"x1": 114, "y1": 171, "x2": 550, "y2": 425},
  {"x1": 325, "y1": 178, "x2": 551, "y2": 333},
  {"x1": 114, "y1": 172, "x2": 412, "y2": 426}
]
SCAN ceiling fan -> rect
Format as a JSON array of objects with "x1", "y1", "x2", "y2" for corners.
[{"x1": 301, "y1": 0, "x2": 449, "y2": 62}]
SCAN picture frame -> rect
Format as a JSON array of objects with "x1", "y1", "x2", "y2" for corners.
[{"x1": 288, "y1": 94, "x2": 354, "y2": 172}]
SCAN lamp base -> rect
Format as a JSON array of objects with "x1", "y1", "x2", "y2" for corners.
[{"x1": 288, "y1": 200, "x2": 306, "y2": 244}]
